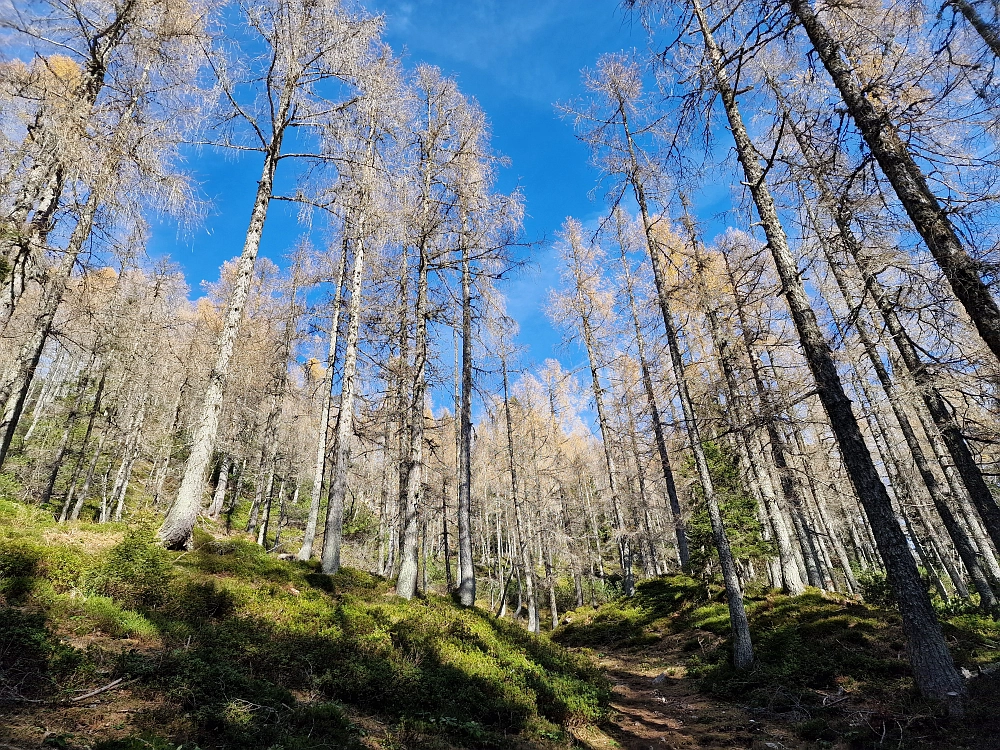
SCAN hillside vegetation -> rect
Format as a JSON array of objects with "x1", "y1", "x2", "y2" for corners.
[
  {"x1": 555, "y1": 577, "x2": 1000, "y2": 749},
  {"x1": 6, "y1": 494, "x2": 1000, "y2": 749},
  {"x1": 0, "y1": 501, "x2": 607, "y2": 749}
]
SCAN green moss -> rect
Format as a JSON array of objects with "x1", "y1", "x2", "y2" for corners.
[
  {"x1": 80, "y1": 595, "x2": 159, "y2": 639},
  {"x1": 0, "y1": 508, "x2": 608, "y2": 748}
]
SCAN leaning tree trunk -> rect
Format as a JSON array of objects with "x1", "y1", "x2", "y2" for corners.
[
  {"x1": 686, "y1": 209, "x2": 813, "y2": 598},
  {"x1": 692, "y1": 0, "x2": 964, "y2": 705},
  {"x1": 619, "y1": 109, "x2": 749, "y2": 647},
  {"x1": 834, "y1": 202, "x2": 1000, "y2": 560},
  {"x1": 805, "y1": 195, "x2": 997, "y2": 607},
  {"x1": 723, "y1": 253, "x2": 808, "y2": 594},
  {"x1": 788, "y1": 0, "x2": 1000, "y2": 364},
  {"x1": 159, "y1": 138, "x2": 284, "y2": 549},
  {"x1": 786, "y1": 106, "x2": 1000, "y2": 560},
  {"x1": 946, "y1": 0, "x2": 1000, "y2": 58}
]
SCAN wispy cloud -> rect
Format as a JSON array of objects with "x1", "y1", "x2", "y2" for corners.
[{"x1": 373, "y1": 0, "x2": 633, "y2": 107}]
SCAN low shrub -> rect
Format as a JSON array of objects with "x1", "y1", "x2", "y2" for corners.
[{"x1": 84, "y1": 525, "x2": 173, "y2": 608}]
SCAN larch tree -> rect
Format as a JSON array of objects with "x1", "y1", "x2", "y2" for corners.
[{"x1": 159, "y1": 0, "x2": 382, "y2": 548}]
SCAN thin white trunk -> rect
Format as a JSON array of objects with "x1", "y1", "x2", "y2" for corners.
[{"x1": 159, "y1": 141, "x2": 283, "y2": 549}]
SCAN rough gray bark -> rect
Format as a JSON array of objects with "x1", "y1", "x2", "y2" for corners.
[
  {"x1": 691, "y1": 0, "x2": 964, "y2": 705},
  {"x1": 789, "y1": 0, "x2": 1000, "y2": 364}
]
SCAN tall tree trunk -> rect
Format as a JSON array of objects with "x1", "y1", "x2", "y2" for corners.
[
  {"x1": 298, "y1": 241, "x2": 348, "y2": 560},
  {"x1": 564, "y1": 227, "x2": 634, "y2": 595},
  {"x1": 457, "y1": 228, "x2": 476, "y2": 606},
  {"x1": 58, "y1": 371, "x2": 107, "y2": 522},
  {"x1": 807, "y1": 197, "x2": 996, "y2": 606},
  {"x1": 692, "y1": 0, "x2": 963, "y2": 704},
  {"x1": 793, "y1": 120, "x2": 1000, "y2": 559},
  {"x1": 159, "y1": 140, "x2": 284, "y2": 549},
  {"x1": 69, "y1": 428, "x2": 108, "y2": 521},
  {"x1": 112, "y1": 400, "x2": 147, "y2": 522},
  {"x1": 645, "y1": 228, "x2": 755, "y2": 666},
  {"x1": 41, "y1": 359, "x2": 97, "y2": 506},
  {"x1": 320, "y1": 226, "x2": 368, "y2": 575},
  {"x1": 396, "y1": 238, "x2": 429, "y2": 599},
  {"x1": 152, "y1": 380, "x2": 186, "y2": 508},
  {"x1": 614, "y1": 216, "x2": 689, "y2": 567},
  {"x1": 503, "y1": 357, "x2": 538, "y2": 633},
  {"x1": 723, "y1": 254, "x2": 808, "y2": 594},
  {"x1": 788, "y1": 0, "x2": 1000, "y2": 363}
]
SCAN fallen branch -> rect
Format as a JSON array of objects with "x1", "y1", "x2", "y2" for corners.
[{"x1": 70, "y1": 677, "x2": 137, "y2": 703}]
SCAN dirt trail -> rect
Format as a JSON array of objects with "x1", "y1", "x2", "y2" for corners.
[{"x1": 573, "y1": 641, "x2": 806, "y2": 750}]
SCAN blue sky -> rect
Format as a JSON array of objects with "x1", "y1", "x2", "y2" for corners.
[{"x1": 149, "y1": 0, "x2": 645, "y2": 375}]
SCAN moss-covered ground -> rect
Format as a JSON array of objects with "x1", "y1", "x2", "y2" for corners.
[
  {"x1": 554, "y1": 576, "x2": 1000, "y2": 748},
  {"x1": 6, "y1": 497, "x2": 1000, "y2": 749},
  {"x1": 0, "y1": 500, "x2": 608, "y2": 749}
]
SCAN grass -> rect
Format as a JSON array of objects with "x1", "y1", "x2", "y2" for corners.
[
  {"x1": 553, "y1": 576, "x2": 1000, "y2": 748},
  {"x1": 0, "y1": 500, "x2": 608, "y2": 749}
]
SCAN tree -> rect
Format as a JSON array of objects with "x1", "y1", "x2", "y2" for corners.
[{"x1": 159, "y1": 0, "x2": 382, "y2": 548}]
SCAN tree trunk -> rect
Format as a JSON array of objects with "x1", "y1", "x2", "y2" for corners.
[
  {"x1": 396, "y1": 237, "x2": 429, "y2": 599},
  {"x1": 209, "y1": 455, "x2": 231, "y2": 520},
  {"x1": 614, "y1": 219, "x2": 690, "y2": 568},
  {"x1": 320, "y1": 227, "x2": 368, "y2": 575},
  {"x1": 948, "y1": 0, "x2": 1000, "y2": 57},
  {"x1": 159, "y1": 141, "x2": 283, "y2": 549},
  {"x1": 807, "y1": 195, "x2": 996, "y2": 606},
  {"x1": 457, "y1": 228, "x2": 476, "y2": 606},
  {"x1": 692, "y1": 0, "x2": 964, "y2": 705},
  {"x1": 298, "y1": 241, "x2": 348, "y2": 560},
  {"x1": 789, "y1": 0, "x2": 1000, "y2": 363}
]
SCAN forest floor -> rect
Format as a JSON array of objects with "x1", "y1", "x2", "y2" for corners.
[
  {"x1": 572, "y1": 641, "x2": 807, "y2": 749},
  {"x1": 554, "y1": 579, "x2": 1000, "y2": 750},
  {"x1": 0, "y1": 500, "x2": 607, "y2": 749},
  {"x1": 5, "y1": 498, "x2": 1000, "y2": 749}
]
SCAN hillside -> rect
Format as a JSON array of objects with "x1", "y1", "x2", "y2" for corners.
[
  {"x1": 554, "y1": 578, "x2": 1000, "y2": 749},
  {"x1": 5, "y1": 499, "x2": 1000, "y2": 749},
  {"x1": 0, "y1": 501, "x2": 607, "y2": 749}
]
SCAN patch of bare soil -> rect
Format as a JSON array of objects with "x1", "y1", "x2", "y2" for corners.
[
  {"x1": 571, "y1": 634, "x2": 1000, "y2": 750},
  {"x1": 572, "y1": 641, "x2": 805, "y2": 750},
  {"x1": 1, "y1": 683, "x2": 191, "y2": 749}
]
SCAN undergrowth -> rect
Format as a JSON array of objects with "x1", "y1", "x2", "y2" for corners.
[
  {"x1": 0, "y1": 500, "x2": 608, "y2": 749},
  {"x1": 554, "y1": 576, "x2": 1000, "y2": 748}
]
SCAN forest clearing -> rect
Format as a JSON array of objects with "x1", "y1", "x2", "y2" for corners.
[{"x1": 3, "y1": 0, "x2": 1000, "y2": 746}]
